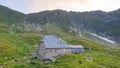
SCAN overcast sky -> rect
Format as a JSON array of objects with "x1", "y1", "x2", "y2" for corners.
[{"x1": 0, "y1": 0, "x2": 120, "y2": 14}]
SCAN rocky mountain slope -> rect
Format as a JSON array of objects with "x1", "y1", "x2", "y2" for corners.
[
  {"x1": 21, "y1": 9, "x2": 120, "y2": 45},
  {"x1": 0, "y1": 5, "x2": 120, "y2": 45},
  {"x1": 0, "y1": 5, "x2": 120, "y2": 68}
]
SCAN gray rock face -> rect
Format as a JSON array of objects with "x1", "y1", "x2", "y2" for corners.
[{"x1": 20, "y1": 9, "x2": 120, "y2": 45}]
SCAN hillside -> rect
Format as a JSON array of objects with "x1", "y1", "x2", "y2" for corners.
[
  {"x1": 20, "y1": 9, "x2": 120, "y2": 45},
  {"x1": 0, "y1": 5, "x2": 25, "y2": 24},
  {"x1": 2, "y1": 35, "x2": 120, "y2": 68},
  {"x1": 0, "y1": 33, "x2": 42, "y2": 62},
  {"x1": 0, "y1": 5, "x2": 120, "y2": 68},
  {"x1": 0, "y1": 4, "x2": 119, "y2": 45}
]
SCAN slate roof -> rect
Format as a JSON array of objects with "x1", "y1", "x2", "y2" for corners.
[{"x1": 42, "y1": 35, "x2": 71, "y2": 48}]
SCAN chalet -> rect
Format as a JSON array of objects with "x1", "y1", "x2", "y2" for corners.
[{"x1": 36, "y1": 35, "x2": 84, "y2": 60}]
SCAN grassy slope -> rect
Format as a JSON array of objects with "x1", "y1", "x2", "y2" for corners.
[
  {"x1": 0, "y1": 33, "x2": 43, "y2": 64},
  {"x1": 41, "y1": 24, "x2": 71, "y2": 37},
  {"x1": 0, "y1": 24, "x2": 13, "y2": 33},
  {"x1": 0, "y1": 23, "x2": 120, "y2": 68},
  {"x1": 81, "y1": 31, "x2": 116, "y2": 46},
  {"x1": 2, "y1": 35, "x2": 120, "y2": 68},
  {"x1": 0, "y1": 5, "x2": 25, "y2": 25}
]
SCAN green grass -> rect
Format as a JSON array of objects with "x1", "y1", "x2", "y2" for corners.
[
  {"x1": 81, "y1": 31, "x2": 115, "y2": 46},
  {"x1": 0, "y1": 23, "x2": 120, "y2": 68},
  {"x1": 0, "y1": 33, "x2": 43, "y2": 64},
  {"x1": 0, "y1": 33, "x2": 27, "y2": 63},
  {"x1": 41, "y1": 24, "x2": 71, "y2": 37},
  {"x1": 1, "y1": 35, "x2": 120, "y2": 68},
  {"x1": 19, "y1": 33, "x2": 43, "y2": 45},
  {"x1": 0, "y1": 24, "x2": 13, "y2": 33},
  {"x1": 63, "y1": 37, "x2": 105, "y2": 51}
]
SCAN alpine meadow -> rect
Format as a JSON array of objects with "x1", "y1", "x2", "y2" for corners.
[{"x1": 0, "y1": 2, "x2": 120, "y2": 68}]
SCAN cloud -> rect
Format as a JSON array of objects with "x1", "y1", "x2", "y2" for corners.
[
  {"x1": 0, "y1": 0, "x2": 120, "y2": 13},
  {"x1": 27, "y1": 0, "x2": 120, "y2": 13},
  {"x1": 28, "y1": 0, "x2": 95, "y2": 13}
]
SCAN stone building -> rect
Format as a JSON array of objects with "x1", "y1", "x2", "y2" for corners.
[
  {"x1": 36, "y1": 35, "x2": 71, "y2": 60},
  {"x1": 36, "y1": 35, "x2": 84, "y2": 60}
]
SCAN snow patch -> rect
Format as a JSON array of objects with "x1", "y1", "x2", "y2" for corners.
[{"x1": 90, "y1": 33, "x2": 115, "y2": 44}]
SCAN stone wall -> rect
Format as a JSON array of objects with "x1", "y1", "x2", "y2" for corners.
[
  {"x1": 36, "y1": 44, "x2": 71, "y2": 60},
  {"x1": 36, "y1": 43, "x2": 46, "y2": 60},
  {"x1": 45, "y1": 48, "x2": 71, "y2": 59},
  {"x1": 71, "y1": 48, "x2": 84, "y2": 53}
]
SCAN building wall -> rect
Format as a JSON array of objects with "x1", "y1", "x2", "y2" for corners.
[
  {"x1": 45, "y1": 48, "x2": 71, "y2": 59},
  {"x1": 71, "y1": 48, "x2": 84, "y2": 53},
  {"x1": 36, "y1": 44, "x2": 71, "y2": 60},
  {"x1": 36, "y1": 44, "x2": 84, "y2": 60},
  {"x1": 36, "y1": 43, "x2": 46, "y2": 60}
]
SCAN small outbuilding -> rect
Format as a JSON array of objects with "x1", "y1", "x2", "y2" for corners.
[{"x1": 70, "y1": 45, "x2": 84, "y2": 53}]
